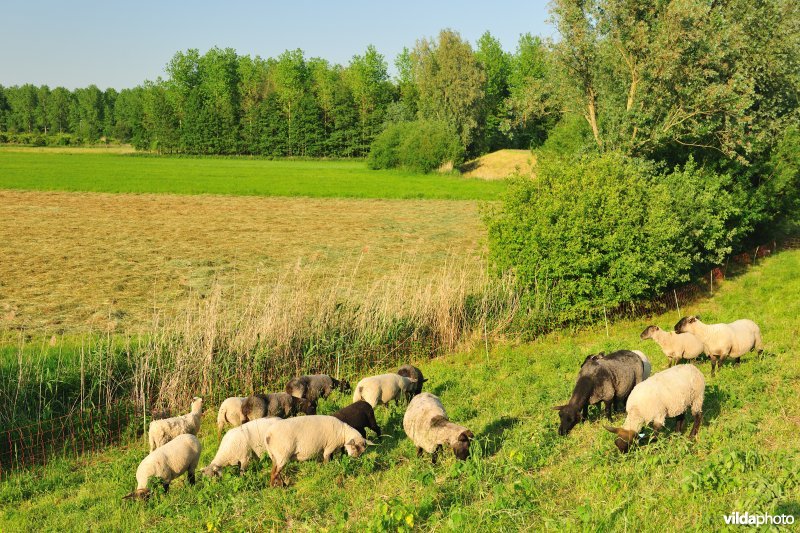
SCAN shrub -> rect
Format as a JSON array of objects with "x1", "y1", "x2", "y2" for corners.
[
  {"x1": 537, "y1": 114, "x2": 594, "y2": 159},
  {"x1": 368, "y1": 120, "x2": 464, "y2": 173},
  {"x1": 485, "y1": 152, "x2": 693, "y2": 325}
]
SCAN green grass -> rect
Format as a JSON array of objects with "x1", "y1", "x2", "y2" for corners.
[
  {"x1": 0, "y1": 150, "x2": 506, "y2": 200},
  {"x1": 1, "y1": 250, "x2": 798, "y2": 531}
]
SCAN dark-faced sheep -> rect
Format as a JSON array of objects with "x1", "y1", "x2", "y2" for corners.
[
  {"x1": 554, "y1": 350, "x2": 645, "y2": 436},
  {"x1": 241, "y1": 392, "x2": 314, "y2": 422},
  {"x1": 397, "y1": 364, "x2": 428, "y2": 400},
  {"x1": 285, "y1": 374, "x2": 351, "y2": 405},
  {"x1": 403, "y1": 393, "x2": 474, "y2": 463},
  {"x1": 674, "y1": 316, "x2": 763, "y2": 376},
  {"x1": 331, "y1": 401, "x2": 381, "y2": 439}
]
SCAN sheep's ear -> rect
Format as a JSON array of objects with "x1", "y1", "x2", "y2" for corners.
[
  {"x1": 346, "y1": 439, "x2": 355, "y2": 446},
  {"x1": 421, "y1": 378, "x2": 429, "y2": 383},
  {"x1": 366, "y1": 440, "x2": 377, "y2": 446},
  {"x1": 690, "y1": 316, "x2": 698, "y2": 322},
  {"x1": 604, "y1": 425, "x2": 621, "y2": 435},
  {"x1": 552, "y1": 405, "x2": 566, "y2": 411},
  {"x1": 122, "y1": 491, "x2": 137, "y2": 500},
  {"x1": 459, "y1": 430, "x2": 474, "y2": 441}
]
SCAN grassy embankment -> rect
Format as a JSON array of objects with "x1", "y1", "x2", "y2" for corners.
[{"x1": 1, "y1": 248, "x2": 797, "y2": 531}]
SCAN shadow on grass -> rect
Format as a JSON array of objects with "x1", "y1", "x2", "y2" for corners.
[{"x1": 480, "y1": 416, "x2": 520, "y2": 457}]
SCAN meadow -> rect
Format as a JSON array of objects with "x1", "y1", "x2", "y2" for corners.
[
  {"x1": 1, "y1": 247, "x2": 798, "y2": 531},
  {"x1": 0, "y1": 149, "x2": 506, "y2": 200}
]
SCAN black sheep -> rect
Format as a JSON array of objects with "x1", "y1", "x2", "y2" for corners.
[
  {"x1": 553, "y1": 350, "x2": 645, "y2": 436},
  {"x1": 397, "y1": 364, "x2": 428, "y2": 401},
  {"x1": 331, "y1": 401, "x2": 381, "y2": 438}
]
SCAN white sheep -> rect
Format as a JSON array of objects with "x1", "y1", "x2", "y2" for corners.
[
  {"x1": 403, "y1": 392, "x2": 474, "y2": 463},
  {"x1": 605, "y1": 364, "x2": 705, "y2": 453},
  {"x1": 148, "y1": 397, "x2": 203, "y2": 451},
  {"x1": 202, "y1": 417, "x2": 281, "y2": 477},
  {"x1": 631, "y1": 350, "x2": 652, "y2": 380},
  {"x1": 352, "y1": 373, "x2": 418, "y2": 407},
  {"x1": 216, "y1": 396, "x2": 247, "y2": 436},
  {"x1": 640, "y1": 325, "x2": 704, "y2": 367},
  {"x1": 123, "y1": 433, "x2": 201, "y2": 500},
  {"x1": 263, "y1": 415, "x2": 368, "y2": 487},
  {"x1": 674, "y1": 316, "x2": 763, "y2": 376}
]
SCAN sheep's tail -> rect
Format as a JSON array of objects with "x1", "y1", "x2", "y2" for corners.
[
  {"x1": 217, "y1": 407, "x2": 227, "y2": 433},
  {"x1": 754, "y1": 328, "x2": 764, "y2": 353},
  {"x1": 353, "y1": 385, "x2": 364, "y2": 402}
]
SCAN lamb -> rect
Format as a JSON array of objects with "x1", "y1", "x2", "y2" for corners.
[
  {"x1": 123, "y1": 433, "x2": 201, "y2": 500},
  {"x1": 403, "y1": 392, "x2": 474, "y2": 464},
  {"x1": 148, "y1": 397, "x2": 203, "y2": 451},
  {"x1": 352, "y1": 373, "x2": 418, "y2": 408},
  {"x1": 285, "y1": 374, "x2": 351, "y2": 405},
  {"x1": 216, "y1": 396, "x2": 247, "y2": 436},
  {"x1": 554, "y1": 350, "x2": 645, "y2": 436},
  {"x1": 605, "y1": 364, "x2": 705, "y2": 453},
  {"x1": 263, "y1": 415, "x2": 369, "y2": 487},
  {"x1": 201, "y1": 417, "x2": 281, "y2": 477},
  {"x1": 241, "y1": 392, "x2": 315, "y2": 422},
  {"x1": 331, "y1": 401, "x2": 381, "y2": 438},
  {"x1": 397, "y1": 364, "x2": 428, "y2": 400},
  {"x1": 640, "y1": 325, "x2": 704, "y2": 367},
  {"x1": 674, "y1": 315, "x2": 763, "y2": 376}
]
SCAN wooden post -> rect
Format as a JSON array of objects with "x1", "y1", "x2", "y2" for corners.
[
  {"x1": 603, "y1": 306, "x2": 610, "y2": 338},
  {"x1": 710, "y1": 270, "x2": 713, "y2": 295},
  {"x1": 673, "y1": 289, "x2": 681, "y2": 319}
]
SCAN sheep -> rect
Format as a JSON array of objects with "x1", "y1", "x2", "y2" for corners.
[
  {"x1": 632, "y1": 350, "x2": 652, "y2": 380},
  {"x1": 148, "y1": 397, "x2": 203, "y2": 452},
  {"x1": 241, "y1": 392, "x2": 315, "y2": 422},
  {"x1": 605, "y1": 364, "x2": 705, "y2": 453},
  {"x1": 285, "y1": 374, "x2": 351, "y2": 405},
  {"x1": 640, "y1": 325, "x2": 704, "y2": 367},
  {"x1": 263, "y1": 415, "x2": 369, "y2": 487},
  {"x1": 123, "y1": 433, "x2": 201, "y2": 500},
  {"x1": 352, "y1": 373, "x2": 418, "y2": 408},
  {"x1": 201, "y1": 417, "x2": 281, "y2": 477},
  {"x1": 397, "y1": 364, "x2": 428, "y2": 400},
  {"x1": 554, "y1": 350, "x2": 645, "y2": 436},
  {"x1": 403, "y1": 393, "x2": 474, "y2": 464},
  {"x1": 674, "y1": 315, "x2": 763, "y2": 376},
  {"x1": 331, "y1": 401, "x2": 381, "y2": 438},
  {"x1": 216, "y1": 396, "x2": 247, "y2": 436}
]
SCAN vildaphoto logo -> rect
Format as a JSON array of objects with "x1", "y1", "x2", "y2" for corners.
[{"x1": 723, "y1": 512, "x2": 795, "y2": 526}]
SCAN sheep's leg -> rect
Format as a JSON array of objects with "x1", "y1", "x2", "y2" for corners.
[
  {"x1": 162, "y1": 481, "x2": 170, "y2": 493},
  {"x1": 581, "y1": 404, "x2": 588, "y2": 422},
  {"x1": 710, "y1": 357, "x2": 717, "y2": 377},
  {"x1": 431, "y1": 445, "x2": 441, "y2": 465},
  {"x1": 604, "y1": 401, "x2": 613, "y2": 421},
  {"x1": 674, "y1": 415, "x2": 686, "y2": 434},
  {"x1": 416, "y1": 447, "x2": 424, "y2": 458},
  {"x1": 188, "y1": 470, "x2": 196, "y2": 486},
  {"x1": 239, "y1": 455, "x2": 250, "y2": 473},
  {"x1": 734, "y1": 357, "x2": 741, "y2": 366},
  {"x1": 689, "y1": 412, "x2": 702, "y2": 439},
  {"x1": 323, "y1": 450, "x2": 332, "y2": 464}
]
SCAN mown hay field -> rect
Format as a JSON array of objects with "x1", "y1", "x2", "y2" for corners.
[
  {"x1": 0, "y1": 189, "x2": 488, "y2": 333},
  {"x1": 1, "y1": 249, "x2": 798, "y2": 531}
]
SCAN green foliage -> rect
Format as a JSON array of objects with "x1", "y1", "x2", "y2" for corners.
[
  {"x1": 486, "y1": 152, "x2": 694, "y2": 323},
  {"x1": 537, "y1": 113, "x2": 594, "y2": 158},
  {"x1": 367, "y1": 120, "x2": 464, "y2": 173}
]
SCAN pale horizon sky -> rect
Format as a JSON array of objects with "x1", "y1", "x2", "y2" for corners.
[{"x1": 0, "y1": 1, "x2": 554, "y2": 91}]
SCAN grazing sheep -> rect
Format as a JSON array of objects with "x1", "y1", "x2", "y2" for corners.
[
  {"x1": 148, "y1": 397, "x2": 203, "y2": 452},
  {"x1": 403, "y1": 393, "x2": 474, "y2": 464},
  {"x1": 241, "y1": 392, "x2": 314, "y2": 422},
  {"x1": 397, "y1": 364, "x2": 428, "y2": 400},
  {"x1": 352, "y1": 373, "x2": 418, "y2": 408},
  {"x1": 123, "y1": 433, "x2": 201, "y2": 500},
  {"x1": 331, "y1": 401, "x2": 381, "y2": 438},
  {"x1": 674, "y1": 316, "x2": 763, "y2": 376},
  {"x1": 201, "y1": 417, "x2": 281, "y2": 477},
  {"x1": 216, "y1": 396, "x2": 247, "y2": 436},
  {"x1": 263, "y1": 415, "x2": 368, "y2": 487},
  {"x1": 554, "y1": 350, "x2": 645, "y2": 436},
  {"x1": 285, "y1": 374, "x2": 351, "y2": 405},
  {"x1": 640, "y1": 325, "x2": 704, "y2": 367},
  {"x1": 605, "y1": 364, "x2": 705, "y2": 453}
]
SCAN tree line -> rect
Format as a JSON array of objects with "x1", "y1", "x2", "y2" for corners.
[{"x1": 0, "y1": 30, "x2": 554, "y2": 157}]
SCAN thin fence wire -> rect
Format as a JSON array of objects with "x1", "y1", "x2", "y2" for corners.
[{"x1": 1, "y1": 236, "x2": 798, "y2": 479}]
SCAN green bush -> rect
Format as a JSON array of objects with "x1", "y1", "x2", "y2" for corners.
[
  {"x1": 368, "y1": 120, "x2": 464, "y2": 173},
  {"x1": 537, "y1": 114, "x2": 594, "y2": 159},
  {"x1": 485, "y1": 152, "x2": 696, "y2": 325}
]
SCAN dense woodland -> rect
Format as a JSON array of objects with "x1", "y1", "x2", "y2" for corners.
[{"x1": 0, "y1": 30, "x2": 552, "y2": 157}]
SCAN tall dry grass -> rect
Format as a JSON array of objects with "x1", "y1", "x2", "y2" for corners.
[{"x1": 1, "y1": 255, "x2": 517, "y2": 426}]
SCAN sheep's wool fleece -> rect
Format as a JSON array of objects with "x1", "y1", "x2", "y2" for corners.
[
  {"x1": 217, "y1": 397, "x2": 247, "y2": 426},
  {"x1": 354, "y1": 373, "x2": 411, "y2": 405},
  {"x1": 137, "y1": 434, "x2": 201, "y2": 488},
  {"x1": 623, "y1": 364, "x2": 705, "y2": 432},
  {"x1": 403, "y1": 393, "x2": 464, "y2": 453},
  {"x1": 264, "y1": 415, "x2": 361, "y2": 462}
]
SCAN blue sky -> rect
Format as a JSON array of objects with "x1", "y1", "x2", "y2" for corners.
[{"x1": 0, "y1": 0, "x2": 553, "y2": 90}]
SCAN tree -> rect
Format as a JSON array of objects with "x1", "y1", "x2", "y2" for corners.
[
  {"x1": 411, "y1": 29, "x2": 486, "y2": 152},
  {"x1": 345, "y1": 45, "x2": 392, "y2": 155},
  {"x1": 475, "y1": 32, "x2": 511, "y2": 152},
  {"x1": 47, "y1": 87, "x2": 72, "y2": 134},
  {"x1": 6, "y1": 84, "x2": 38, "y2": 133},
  {"x1": 272, "y1": 49, "x2": 310, "y2": 156}
]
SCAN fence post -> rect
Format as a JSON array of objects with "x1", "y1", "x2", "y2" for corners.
[
  {"x1": 710, "y1": 270, "x2": 713, "y2": 295},
  {"x1": 603, "y1": 306, "x2": 609, "y2": 338},
  {"x1": 673, "y1": 289, "x2": 681, "y2": 319}
]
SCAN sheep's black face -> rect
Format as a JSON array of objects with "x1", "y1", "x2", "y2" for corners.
[
  {"x1": 453, "y1": 430, "x2": 474, "y2": 460},
  {"x1": 556, "y1": 406, "x2": 579, "y2": 436},
  {"x1": 640, "y1": 326, "x2": 657, "y2": 340},
  {"x1": 674, "y1": 316, "x2": 696, "y2": 333},
  {"x1": 338, "y1": 380, "x2": 352, "y2": 394},
  {"x1": 614, "y1": 436, "x2": 631, "y2": 453},
  {"x1": 344, "y1": 438, "x2": 367, "y2": 458}
]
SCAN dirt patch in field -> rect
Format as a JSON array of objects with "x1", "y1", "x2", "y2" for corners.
[
  {"x1": 461, "y1": 149, "x2": 536, "y2": 180},
  {"x1": 0, "y1": 191, "x2": 485, "y2": 333}
]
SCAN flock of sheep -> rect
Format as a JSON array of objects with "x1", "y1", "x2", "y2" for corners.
[{"x1": 123, "y1": 314, "x2": 763, "y2": 500}]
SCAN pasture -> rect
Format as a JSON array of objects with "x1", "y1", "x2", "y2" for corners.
[
  {"x1": 0, "y1": 149, "x2": 506, "y2": 200},
  {"x1": 1, "y1": 249, "x2": 798, "y2": 531}
]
